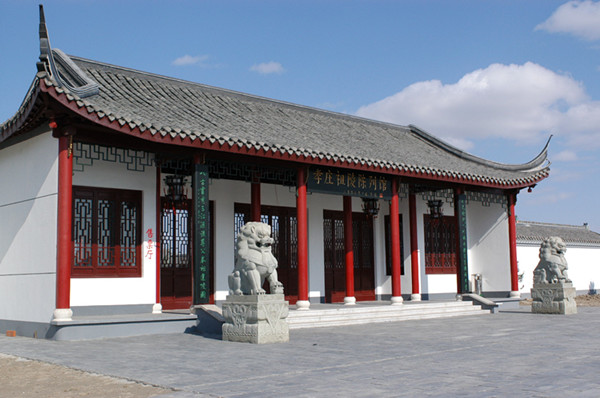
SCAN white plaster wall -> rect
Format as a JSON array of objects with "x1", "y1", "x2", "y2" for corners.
[
  {"x1": 517, "y1": 244, "x2": 600, "y2": 294},
  {"x1": 516, "y1": 245, "x2": 538, "y2": 293},
  {"x1": 0, "y1": 129, "x2": 58, "y2": 322},
  {"x1": 466, "y1": 202, "x2": 511, "y2": 293},
  {"x1": 70, "y1": 157, "x2": 157, "y2": 306}
]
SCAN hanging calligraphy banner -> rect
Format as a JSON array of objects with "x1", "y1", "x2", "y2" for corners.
[
  {"x1": 193, "y1": 163, "x2": 210, "y2": 305},
  {"x1": 455, "y1": 193, "x2": 470, "y2": 294},
  {"x1": 307, "y1": 167, "x2": 392, "y2": 199}
]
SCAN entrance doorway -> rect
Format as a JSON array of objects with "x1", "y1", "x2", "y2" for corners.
[
  {"x1": 160, "y1": 199, "x2": 214, "y2": 309},
  {"x1": 234, "y1": 203, "x2": 299, "y2": 304},
  {"x1": 323, "y1": 210, "x2": 375, "y2": 303}
]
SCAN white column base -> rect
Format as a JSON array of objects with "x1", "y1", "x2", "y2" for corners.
[
  {"x1": 410, "y1": 293, "x2": 421, "y2": 302},
  {"x1": 391, "y1": 296, "x2": 404, "y2": 305},
  {"x1": 53, "y1": 308, "x2": 73, "y2": 321},
  {"x1": 455, "y1": 294, "x2": 463, "y2": 301},
  {"x1": 152, "y1": 303, "x2": 163, "y2": 314},
  {"x1": 344, "y1": 296, "x2": 356, "y2": 305},
  {"x1": 296, "y1": 300, "x2": 311, "y2": 311},
  {"x1": 510, "y1": 290, "x2": 521, "y2": 298}
]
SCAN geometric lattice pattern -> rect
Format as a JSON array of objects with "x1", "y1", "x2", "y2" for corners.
[
  {"x1": 159, "y1": 158, "x2": 297, "y2": 187},
  {"x1": 72, "y1": 186, "x2": 142, "y2": 277},
  {"x1": 467, "y1": 191, "x2": 508, "y2": 209},
  {"x1": 73, "y1": 142, "x2": 155, "y2": 173},
  {"x1": 420, "y1": 188, "x2": 455, "y2": 206},
  {"x1": 424, "y1": 214, "x2": 457, "y2": 274},
  {"x1": 161, "y1": 202, "x2": 191, "y2": 269}
]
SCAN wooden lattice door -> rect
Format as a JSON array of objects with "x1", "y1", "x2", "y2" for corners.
[
  {"x1": 234, "y1": 204, "x2": 299, "y2": 303},
  {"x1": 160, "y1": 199, "x2": 193, "y2": 309},
  {"x1": 323, "y1": 210, "x2": 375, "y2": 303}
]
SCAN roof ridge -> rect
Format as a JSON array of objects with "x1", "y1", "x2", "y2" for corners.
[{"x1": 517, "y1": 220, "x2": 589, "y2": 229}]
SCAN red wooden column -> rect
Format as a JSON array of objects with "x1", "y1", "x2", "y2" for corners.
[
  {"x1": 296, "y1": 167, "x2": 310, "y2": 310},
  {"x1": 390, "y1": 178, "x2": 403, "y2": 305},
  {"x1": 343, "y1": 196, "x2": 356, "y2": 305},
  {"x1": 251, "y1": 181, "x2": 261, "y2": 222},
  {"x1": 54, "y1": 130, "x2": 73, "y2": 321},
  {"x1": 507, "y1": 192, "x2": 520, "y2": 297},
  {"x1": 408, "y1": 191, "x2": 421, "y2": 301}
]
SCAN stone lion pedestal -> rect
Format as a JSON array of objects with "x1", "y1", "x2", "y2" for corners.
[
  {"x1": 531, "y1": 281, "x2": 577, "y2": 315},
  {"x1": 222, "y1": 294, "x2": 289, "y2": 344},
  {"x1": 530, "y1": 236, "x2": 577, "y2": 315}
]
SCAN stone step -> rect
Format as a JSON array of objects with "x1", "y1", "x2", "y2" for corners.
[{"x1": 287, "y1": 301, "x2": 490, "y2": 329}]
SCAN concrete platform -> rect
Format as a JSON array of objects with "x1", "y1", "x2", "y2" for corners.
[
  {"x1": 287, "y1": 300, "x2": 490, "y2": 329},
  {"x1": 2, "y1": 307, "x2": 600, "y2": 397},
  {"x1": 48, "y1": 311, "x2": 198, "y2": 340}
]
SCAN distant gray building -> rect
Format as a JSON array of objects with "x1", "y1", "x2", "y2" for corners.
[{"x1": 517, "y1": 221, "x2": 600, "y2": 295}]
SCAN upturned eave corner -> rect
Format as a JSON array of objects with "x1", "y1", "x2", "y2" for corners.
[{"x1": 408, "y1": 124, "x2": 552, "y2": 174}]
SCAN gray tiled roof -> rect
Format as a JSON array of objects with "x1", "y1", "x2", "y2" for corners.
[
  {"x1": 2, "y1": 50, "x2": 550, "y2": 188},
  {"x1": 517, "y1": 221, "x2": 600, "y2": 245}
]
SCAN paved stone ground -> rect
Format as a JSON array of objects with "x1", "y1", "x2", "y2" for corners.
[{"x1": 1, "y1": 306, "x2": 600, "y2": 397}]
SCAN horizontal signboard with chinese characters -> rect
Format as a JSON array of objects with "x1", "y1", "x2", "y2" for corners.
[{"x1": 307, "y1": 167, "x2": 392, "y2": 199}]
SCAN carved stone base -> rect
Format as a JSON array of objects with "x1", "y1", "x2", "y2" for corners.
[
  {"x1": 531, "y1": 282, "x2": 577, "y2": 315},
  {"x1": 222, "y1": 294, "x2": 289, "y2": 344}
]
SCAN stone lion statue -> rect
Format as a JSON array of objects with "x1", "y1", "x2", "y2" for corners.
[
  {"x1": 533, "y1": 236, "x2": 571, "y2": 284},
  {"x1": 228, "y1": 222, "x2": 284, "y2": 295}
]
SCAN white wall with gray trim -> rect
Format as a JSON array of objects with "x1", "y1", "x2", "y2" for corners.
[{"x1": 0, "y1": 128, "x2": 58, "y2": 323}]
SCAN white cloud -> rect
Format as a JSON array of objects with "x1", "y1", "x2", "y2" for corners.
[
  {"x1": 172, "y1": 54, "x2": 209, "y2": 66},
  {"x1": 553, "y1": 150, "x2": 579, "y2": 162},
  {"x1": 356, "y1": 62, "x2": 600, "y2": 151},
  {"x1": 536, "y1": 0, "x2": 600, "y2": 41},
  {"x1": 250, "y1": 61, "x2": 285, "y2": 75}
]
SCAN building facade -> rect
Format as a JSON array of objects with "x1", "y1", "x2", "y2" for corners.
[{"x1": 0, "y1": 10, "x2": 550, "y2": 337}]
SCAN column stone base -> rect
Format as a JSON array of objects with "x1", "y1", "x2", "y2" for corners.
[
  {"x1": 152, "y1": 303, "x2": 163, "y2": 314},
  {"x1": 53, "y1": 308, "x2": 73, "y2": 321},
  {"x1": 344, "y1": 296, "x2": 356, "y2": 305},
  {"x1": 410, "y1": 293, "x2": 421, "y2": 302},
  {"x1": 509, "y1": 290, "x2": 521, "y2": 298},
  {"x1": 222, "y1": 294, "x2": 289, "y2": 344},
  {"x1": 391, "y1": 296, "x2": 403, "y2": 305},
  {"x1": 531, "y1": 282, "x2": 577, "y2": 315},
  {"x1": 295, "y1": 300, "x2": 311, "y2": 311}
]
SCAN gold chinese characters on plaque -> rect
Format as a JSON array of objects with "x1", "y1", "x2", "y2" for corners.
[{"x1": 307, "y1": 167, "x2": 391, "y2": 199}]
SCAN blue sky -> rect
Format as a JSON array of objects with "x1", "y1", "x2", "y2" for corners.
[{"x1": 2, "y1": 0, "x2": 600, "y2": 230}]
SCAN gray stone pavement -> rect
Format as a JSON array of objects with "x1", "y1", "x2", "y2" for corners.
[{"x1": 1, "y1": 306, "x2": 600, "y2": 397}]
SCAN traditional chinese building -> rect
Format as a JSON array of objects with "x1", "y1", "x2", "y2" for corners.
[{"x1": 0, "y1": 8, "x2": 550, "y2": 339}]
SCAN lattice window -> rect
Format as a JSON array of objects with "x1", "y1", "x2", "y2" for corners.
[
  {"x1": 334, "y1": 219, "x2": 345, "y2": 270},
  {"x1": 424, "y1": 214, "x2": 457, "y2": 274},
  {"x1": 323, "y1": 218, "x2": 333, "y2": 270},
  {"x1": 161, "y1": 201, "x2": 191, "y2": 270},
  {"x1": 72, "y1": 186, "x2": 142, "y2": 277},
  {"x1": 289, "y1": 216, "x2": 298, "y2": 269}
]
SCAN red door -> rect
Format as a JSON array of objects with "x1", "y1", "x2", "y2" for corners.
[
  {"x1": 160, "y1": 199, "x2": 193, "y2": 309},
  {"x1": 323, "y1": 210, "x2": 375, "y2": 303},
  {"x1": 160, "y1": 199, "x2": 214, "y2": 309}
]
